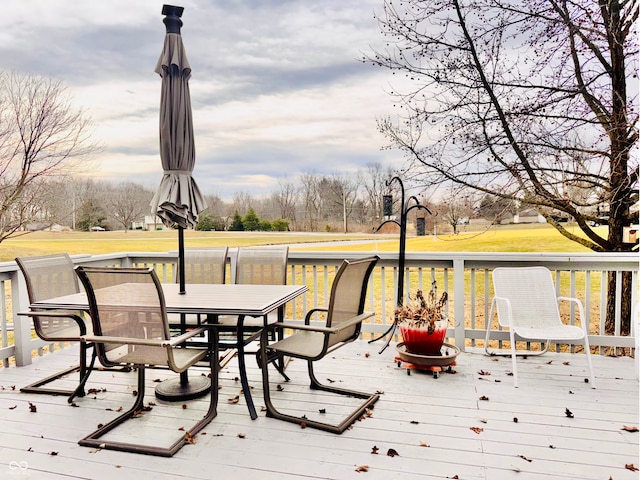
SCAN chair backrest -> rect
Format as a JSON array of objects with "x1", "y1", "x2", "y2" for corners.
[
  {"x1": 325, "y1": 256, "x2": 379, "y2": 346},
  {"x1": 15, "y1": 253, "x2": 83, "y2": 339},
  {"x1": 75, "y1": 266, "x2": 168, "y2": 366},
  {"x1": 492, "y1": 266, "x2": 563, "y2": 330},
  {"x1": 235, "y1": 246, "x2": 288, "y2": 285},
  {"x1": 175, "y1": 247, "x2": 228, "y2": 284}
]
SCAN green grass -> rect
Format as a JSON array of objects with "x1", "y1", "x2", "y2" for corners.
[{"x1": 1, "y1": 223, "x2": 604, "y2": 262}]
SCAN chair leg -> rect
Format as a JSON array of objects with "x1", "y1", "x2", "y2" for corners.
[
  {"x1": 78, "y1": 337, "x2": 219, "y2": 457},
  {"x1": 21, "y1": 343, "x2": 96, "y2": 401},
  {"x1": 260, "y1": 349, "x2": 379, "y2": 434}
]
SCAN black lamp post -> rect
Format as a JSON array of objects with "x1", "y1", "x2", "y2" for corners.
[{"x1": 369, "y1": 176, "x2": 432, "y2": 353}]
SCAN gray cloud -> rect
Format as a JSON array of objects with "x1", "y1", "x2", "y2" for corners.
[{"x1": 4, "y1": 0, "x2": 398, "y2": 200}]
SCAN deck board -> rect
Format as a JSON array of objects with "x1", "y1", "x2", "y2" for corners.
[{"x1": 0, "y1": 341, "x2": 637, "y2": 480}]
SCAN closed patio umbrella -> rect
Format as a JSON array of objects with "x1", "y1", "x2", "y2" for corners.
[
  {"x1": 151, "y1": 4, "x2": 208, "y2": 401},
  {"x1": 150, "y1": 4, "x2": 206, "y2": 295}
]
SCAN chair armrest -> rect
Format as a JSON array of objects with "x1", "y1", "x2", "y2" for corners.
[
  {"x1": 81, "y1": 326, "x2": 208, "y2": 348},
  {"x1": 270, "y1": 312, "x2": 374, "y2": 335},
  {"x1": 304, "y1": 308, "x2": 328, "y2": 324},
  {"x1": 557, "y1": 296, "x2": 588, "y2": 330},
  {"x1": 18, "y1": 310, "x2": 87, "y2": 333}
]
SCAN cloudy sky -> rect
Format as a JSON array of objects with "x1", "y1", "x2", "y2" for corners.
[{"x1": 3, "y1": 0, "x2": 403, "y2": 201}]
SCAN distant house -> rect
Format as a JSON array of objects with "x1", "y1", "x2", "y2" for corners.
[
  {"x1": 134, "y1": 215, "x2": 169, "y2": 231},
  {"x1": 514, "y1": 208, "x2": 545, "y2": 224}
]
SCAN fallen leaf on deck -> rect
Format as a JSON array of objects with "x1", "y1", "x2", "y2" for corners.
[
  {"x1": 622, "y1": 425, "x2": 639, "y2": 432},
  {"x1": 419, "y1": 441, "x2": 430, "y2": 447},
  {"x1": 319, "y1": 408, "x2": 326, "y2": 414},
  {"x1": 479, "y1": 418, "x2": 488, "y2": 423},
  {"x1": 365, "y1": 352, "x2": 370, "y2": 358},
  {"x1": 355, "y1": 465, "x2": 369, "y2": 472},
  {"x1": 518, "y1": 455, "x2": 532, "y2": 462},
  {"x1": 276, "y1": 384, "x2": 284, "y2": 391},
  {"x1": 563, "y1": 361, "x2": 570, "y2": 365},
  {"x1": 87, "y1": 388, "x2": 106, "y2": 395},
  {"x1": 185, "y1": 432, "x2": 196, "y2": 444},
  {"x1": 228, "y1": 396, "x2": 240, "y2": 404},
  {"x1": 410, "y1": 420, "x2": 420, "y2": 424},
  {"x1": 300, "y1": 422, "x2": 307, "y2": 429},
  {"x1": 478, "y1": 370, "x2": 491, "y2": 375},
  {"x1": 549, "y1": 445, "x2": 556, "y2": 449},
  {"x1": 470, "y1": 427, "x2": 483, "y2": 434},
  {"x1": 387, "y1": 448, "x2": 399, "y2": 457},
  {"x1": 626, "y1": 464, "x2": 639, "y2": 471},
  {"x1": 182, "y1": 404, "x2": 188, "y2": 409},
  {"x1": 178, "y1": 427, "x2": 185, "y2": 431},
  {"x1": 28, "y1": 403, "x2": 37, "y2": 413},
  {"x1": 565, "y1": 408, "x2": 574, "y2": 418},
  {"x1": 326, "y1": 378, "x2": 336, "y2": 383},
  {"x1": 237, "y1": 433, "x2": 246, "y2": 438},
  {"x1": 513, "y1": 417, "x2": 518, "y2": 423},
  {"x1": 48, "y1": 451, "x2": 58, "y2": 456},
  {"x1": 371, "y1": 445, "x2": 379, "y2": 454},
  {"x1": 69, "y1": 402, "x2": 79, "y2": 408},
  {"x1": 546, "y1": 360, "x2": 553, "y2": 364},
  {"x1": 9, "y1": 405, "x2": 17, "y2": 410},
  {"x1": 479, "y1": 396, "x2": 490, "y2": 401}
]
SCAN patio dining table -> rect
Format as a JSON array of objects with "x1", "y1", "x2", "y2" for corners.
[{"x1": 30, "y1": 283, "x2": 308, "y2": 420}]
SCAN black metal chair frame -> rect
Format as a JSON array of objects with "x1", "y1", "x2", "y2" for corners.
[
  {"x1": 75, "y1": 266, "x2": 219, "y2": 457},
  {"x1": 258, "y1": 255, "x2": 380, "y2": 433},
  {"x1": 16, "y1": 254, "x2": 97, "y2": 403}
]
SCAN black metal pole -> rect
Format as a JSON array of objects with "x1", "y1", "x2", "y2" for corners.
[
  {"x1": 369, "y1": 176, "x2": 432, "y2": 353},
  {"x1": 178, "y1": 226, "x2": 186, "y2": 294}
]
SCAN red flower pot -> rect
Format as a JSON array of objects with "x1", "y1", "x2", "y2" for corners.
[{"x1": 399, "y1": 319, "x2": 448, "y2": 355}]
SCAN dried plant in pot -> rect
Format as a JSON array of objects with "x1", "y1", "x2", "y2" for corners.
[{"x1": 395, "y1": 282, "x2": 449, "y2": 355}]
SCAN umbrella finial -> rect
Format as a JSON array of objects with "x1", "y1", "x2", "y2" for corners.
[{"x1": 162, "y1": 4, "x2": 184, "y2": 34}]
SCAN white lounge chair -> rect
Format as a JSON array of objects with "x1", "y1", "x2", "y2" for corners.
[{"x1": 485, "y1": 266, "x2": 595, "y2": 388}]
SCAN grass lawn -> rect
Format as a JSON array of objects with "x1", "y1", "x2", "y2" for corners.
[{"x1": 0, "y1": 223, "x2": 604, "y2": 262}]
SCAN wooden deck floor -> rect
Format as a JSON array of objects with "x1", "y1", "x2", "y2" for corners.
[{"x1": 0, "y1": 341, "x2": 638, "y2": 480}]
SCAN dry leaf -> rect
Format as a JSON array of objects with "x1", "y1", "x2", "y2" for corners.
[
  {"x1": 182, "y1": 404, "x2": 188, "y2": 409},
  {"x1": 470, "y1": 427, "x2": 483, "y2": 434},
  {"x1": 365, "y1": 352, "x2": 370, "y2": 358},
  {"x1": 419, "y1": 441, "x2": 430, "y2": 447},
  {"x1": 478, "y1": 370, "x2": 491, "y2": 375},
  {"x1": 48, "y1": 451, "x2": 58, "y2": 456},
  {"x1": 518, "y1": 455, "x2": 532, "y2": 462},
  {"x1": 178, "y1": 427, "x2": 185, "y2": 431},
  {"x1": 300, "y1": 422, "x2": 307, "y2": 429},
  {"x1": 626, "y1": 464, "x2": 639, "y2": 471},
  {"x1": 9, "y1": 405, "x2": 17, "y2": 410},
  {"x1": 185, "y1": 432, "x2": 196, "y2": 444},
  {"x1": 355, "y1": 465, "x2": 369, "y2": 472},
  {"x1": 28, "y1": 402, "x2": 37, "y2": 413},
  {"x1": 622, "y1": 425, "x2": 639, "y2": 432},
  {"x1": 563, "y1": 361, "x2": 570, "y2": 365},
  {"x1": 387, "y1": 448, "x2": 400, "y2": 457},
  {"x1": 371, "y1": 445, "x2": 379, "y2": 454},
  {"x1": 319, "y1": 408, "x2": 326, "y2": 414},
  {"x1": 228, "y1": 395, "x2": 240, "y2": 404},
  {"x1": 237, "y1": 433, "x2": 246, "y2": 438},
  {"x1": 565, "y1": 408, "x2": 574, "y2": 418},
  {"x1": 479, "y1": 395, "x2": 490, "y2": 401},
  {"x1": 276, "y1": 384, "x2": 284, "y2": 391},
  {"x1": 546, "y1": 360, "x2": 553, "y2": 364}
]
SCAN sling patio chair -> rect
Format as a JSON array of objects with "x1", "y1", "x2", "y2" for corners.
[
  {"x1": 16, "y1": 254, "x2": 97, "y2": 403},
  {"x1": 257, "y1": 255, "x2": 380, "y2": 433},
  {"x1": 485, "y1": 266, "x2": 596, "y2": 388},
  {"x1": 74, "y1": 266, "x2": 218, "y2": 457},
  {"x1": 216, "y1": 245, "x2": 289, "y2": 369}
]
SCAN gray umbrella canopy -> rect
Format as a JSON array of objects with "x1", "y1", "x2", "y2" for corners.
[{"x1": 151, "y1": 5, "x2": 206, "y2": 231}]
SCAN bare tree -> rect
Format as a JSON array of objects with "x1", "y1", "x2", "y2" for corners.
[
  {"x1": 441, "y1": 187, "x2": 476, "y2": 234},
  {"x1": 274, "y1": 177, "x2": 298, "y2": 228},
  {"x1": 367, "y1": 0, "x2": 638, "y2": 332},
  {"x1": 0, "y1": 72, "x2": 100, "y2": 241},
  {"x1": 360, "y1": 162, "x2": 395, "y2": 227},
  {"x1": 299, "y1": 172, "x2": 322, "y2": 231},
  {"x1": 107, "y1": 181, "x2": 153, "y2": 232}
]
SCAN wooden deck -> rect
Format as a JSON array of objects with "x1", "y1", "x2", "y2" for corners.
[{"x1": 0, "y1": 341, "x2": 638, "y2": 480}]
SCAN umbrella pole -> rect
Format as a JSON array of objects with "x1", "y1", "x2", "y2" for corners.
[{"x1": 178, "y1": 226, "x2": 186, "y2": 294}]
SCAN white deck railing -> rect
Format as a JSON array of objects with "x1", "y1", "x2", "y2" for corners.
[{"x1": 1, "y1": 250, "x2": 637, "y2": 367}]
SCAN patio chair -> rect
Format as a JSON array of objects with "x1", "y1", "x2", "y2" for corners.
[
  {"x1": 485, "y1": 266, "x2": 596, "y2": 388},
  {"x1": 257, "y1": 255, "x2": 380, "y2": 433},
  {"x1": 217, "y1": 245, "x2": 289, "y2": 349},
  {"x1": 74, "y1": 266, "x2": 218, "y2": 457},
  {"x1": 169, "y1": 247, "x2": 228, "y2": 329},
  {"x1": 15, "y1": 254, "x2": 96, "y2": 403}
]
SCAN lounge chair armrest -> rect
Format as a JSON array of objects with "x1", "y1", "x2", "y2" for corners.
[
  {"x1": 271, "y1": 312, "x2": 374, "y2": 335},
  {"x1": 18, "y1": 310, "x2": 87, "y2": 333},
  {"x1": 304, "y1": 308, "x2": 328, "y2": 324},
  {"x1": 557, "y1": 296, "x2": 588, "y2": 327},
  {"x1": 82, "y1": 326, "x2": 208, "y2": 348}
]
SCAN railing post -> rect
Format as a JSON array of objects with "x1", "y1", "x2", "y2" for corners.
[
  {"x1": 453, "y1": 257, "x2": 466, "y2": 352},
  {"x1": 11, "y1": 271, "x2": 32, "y2": 367}
]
